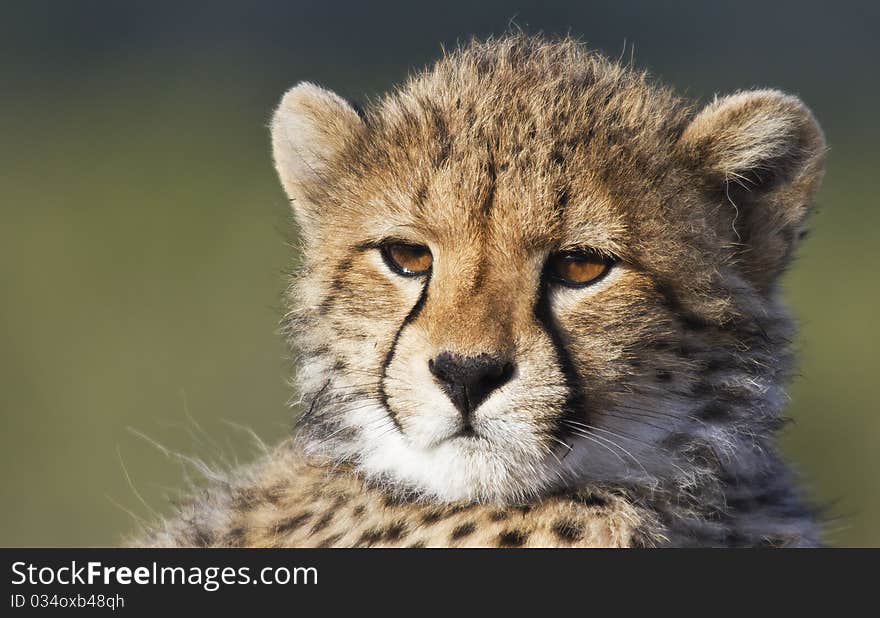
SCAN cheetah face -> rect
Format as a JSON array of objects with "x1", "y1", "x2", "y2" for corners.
[{"x1": 272, "y1": 40, "x2": 824, "y2": 503}]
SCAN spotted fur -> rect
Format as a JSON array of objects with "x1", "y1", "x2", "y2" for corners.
[
  {"x1": 133, "y1": 35, "x2": 826, "y2": 547},
  {"x1": 134, "y1": 441, "x2": 646, "y2": 548}
]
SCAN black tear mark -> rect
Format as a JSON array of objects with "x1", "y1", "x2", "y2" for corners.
[
  {"x1": 533, "y1": 273, "x2": 590, "y2": 441},
  {"x1": 378, "y1": 270, "x2": 432, "y2": 431}
]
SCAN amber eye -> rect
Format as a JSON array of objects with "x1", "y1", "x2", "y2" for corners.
[
  {"x1": 546, "y1": 250, "x2": 614, "y2": 288},
  {"x1": 381, "y1": 242, "x2": 433, "y2": 277}
]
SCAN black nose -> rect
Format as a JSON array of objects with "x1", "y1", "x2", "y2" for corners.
[{"x1": 428, "y1": 352, "x2": 514, "y2": 421}]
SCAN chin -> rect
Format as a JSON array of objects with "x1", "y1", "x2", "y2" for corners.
[{"x1": 356, "y1": 414, "x2": 558, "y2": 504}]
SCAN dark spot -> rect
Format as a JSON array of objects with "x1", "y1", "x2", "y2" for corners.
[
  {"x1": 222, "y1": 527, "x2": 246, "y2": 548},
  {"x1": 352, "y1": 505, "x2": 366, "y2": 518},
  {"x1": 332, "y1": 359, "x2": 347, "y2": 371},
  {"x1": 678, "y1": 345, "x2": 698, "y2": 359},
  {"x1": 356, "y1": 528, "x2": 384, "y2": 547},
  {"x1": 703, "y1": 357, "x2": 728, "y2": 373},
  {"x1": 421, "y1": 506, "x2": 463, "y2": 524},
  {"x1": 555, "y1": 186, "x2": 570, "y2": 209},
  {"x1": 688, "y1": 443, "x2": 721, "y2": 469},
  {"x1": 655, "y1": 370, "x2": 673, "y2": 382},
  {"x1": 414, "y1": 183, "x2": 428, "y2": 205},
  {"x1": 328, "y1": 270, "x2": 346, "y2": 292},
  {"x1": 497, "y1": 530, "x2": 529, "y2": 547},
  {"x1": 760, "y1": 536, "x2": 789, "y2": 548},
  {"x1": 726, "y1": 496, "x2": 754, "y2": 511},
  {"x1": 384, "y1": 522, "x2": 408, "y2": 541},
  {"x1": 661, "y1": 433, "x2": 691, "y2": 450},
  {"x1": 262, "y1": 484, "x2": 286, "y2": 505},
  {"x1": 489, "y1": 510, "x2": 509, "y2": 522},
  {"x1": 192, "y1": 526, "x2": 215, "y2": 547},
  {"x1": 310, "y1": 512, "x2": 334, "y2": 535},
  {"x1": 575, "y1": 494, "x2": 609, "y2": 508},
  {"x1": 421, "y1": 510, "x2": 444, "y2": 525},
  {"x1": 551, "y1": 519, "x2": 584, "y2": 543},
  {"x1": 318, "y1": 296, "x2": 337, "y2": 317},
  {"x1": 382, "y1": 493, "x2": 409, "y2": 508},
  {"x1": 679, "y1": 313, "x2": 710, "y2": 331},
  {"x1": 407, "y1": 541, "x2": 426, "y2": 548},
  {"x1": 232, "y1": 488, "x2": 261, "y2": 510},
  {"x1": 697, "y1": 403, "x2": 728, "y2": 421},
  {"x1": 692, "y1": 381, "x2": 715, "y2": 396},
  {"x1": 481, "y1": 153, "x2": 497, "y2": 214},
  {"x1": 779, "y1": 227, "x2": 795, "y2": 243},
  {"x1": 725, "y1": 531, "x2": 749, "y2": 547},
  {"x1": 331, "y1": 493, "x2": 350, "y2": 508},
  {"x1": 275, "y1": 512, "x2": 312, "y2": 535},
  {"x1": 316, "y1": 534, "x2": 342, "y2": 548},
  {"x1": 432, "y1": 119, "x2": 452, "y2": 167},
  {"x1": 514, "y1": 505, "x2": 533, "y2": 515},
  {"x1": 654, "y1": 281, "x2": 681, "y2": 310},
  {"x1": 451, "y1": 522, "x2": 477, "y2": 540}
]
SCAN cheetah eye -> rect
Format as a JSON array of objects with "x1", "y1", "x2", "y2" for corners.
[
  {"x1": 381, "y1": 242, "x2": 433, "y2": 277},
  {"x1": 546, "y1": 249, "x2": 614, "y2": 288}
]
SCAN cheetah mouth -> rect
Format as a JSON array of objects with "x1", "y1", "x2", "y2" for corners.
[{"x1": 433, "y1": 424, "x2": 488, "y2": 447}]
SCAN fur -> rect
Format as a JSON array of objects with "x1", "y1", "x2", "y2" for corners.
[{"x1": 132, "y1": 35, "x2": 826, "y2": 548}]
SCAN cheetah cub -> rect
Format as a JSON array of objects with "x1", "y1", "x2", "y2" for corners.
[{"x1": 134, "y1": 35, "x2": 827, "y2": 548}]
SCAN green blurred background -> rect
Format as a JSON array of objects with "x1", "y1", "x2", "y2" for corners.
[{"x1": 1, "y1": 1, "x2": 877, "y2": 546}]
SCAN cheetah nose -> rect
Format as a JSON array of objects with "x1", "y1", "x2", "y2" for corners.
[{"x1": 428, "y1": 351, "x2": 514, "y2": 422}]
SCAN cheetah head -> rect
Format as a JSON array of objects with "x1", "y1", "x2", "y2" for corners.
[{"x1": 272, "y1": 37, "x2": 825, "y2": 505}]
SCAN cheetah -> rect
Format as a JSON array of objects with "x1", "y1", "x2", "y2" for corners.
[{"x1": 132, "y1": 35, "x2": 827, "y2": 548}]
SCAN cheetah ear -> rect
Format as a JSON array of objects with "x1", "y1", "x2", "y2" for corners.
[
  {"x1": 677, "y1": 90, "x2": 826, "y2": 289},
  {"x1": 270, "y1": 82, "x2": 364, "y2": 235}
]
